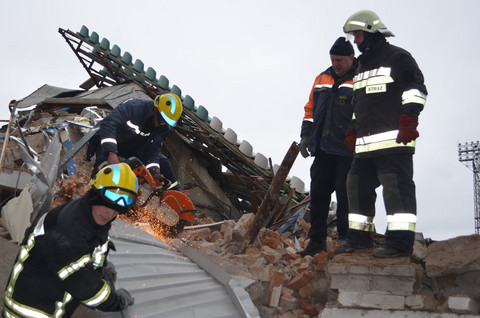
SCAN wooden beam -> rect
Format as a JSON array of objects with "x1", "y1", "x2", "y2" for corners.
[{"x1": 245, "y1": 141, "x2": 299, "y2": 244}]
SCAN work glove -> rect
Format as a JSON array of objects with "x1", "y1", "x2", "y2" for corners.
[
  {"x1": 102, "y1": 262, "x2": 117, "y2": 286},
  {"x1": 344, "y1": 129, "x2": 357, "y2": 154},
  {"x1": 396, "y1": 114, "x2": 419, "y2": 145},
  {"x1": 117, "y1": 288, "x2": 135, "y2": 310},
  {"x1": 152, "y1": 173, "x2": 166, "y2": 188},
  {"x1": 299, "y1": 136, "x2": 311, "y2": 158},
  {"x1": 107, "y1": 152, "x2": 120, "y2": 165}
]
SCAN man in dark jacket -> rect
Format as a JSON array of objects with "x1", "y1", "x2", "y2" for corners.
[
  {"x1": 297, "y1": 37, "x2": 356, "y2": 256},
  {"x1": 335, "y1": 10, "x2": 427, "y2": 258},
  {"x1": 3, "y1": 163, "x2": 138, "y2": 317},
  {"x1": 88, "y1": 93, "x2": 183, "y2": 188}
]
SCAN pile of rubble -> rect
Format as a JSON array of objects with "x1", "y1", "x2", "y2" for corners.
[
  {"x1": 172, "y1": 213, "x2": 480, "y2": 318},
  {"x1": 2, "y1": 170, "x2": 480, "y2": 317}
]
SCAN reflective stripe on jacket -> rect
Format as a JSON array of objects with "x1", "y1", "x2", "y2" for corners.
[
  {"x1": 352, "y1": 40, "x2": 427, "y2": 157},
  {"x1": 3, "y1": 195, "x2": 123, "y2": 317},
  {"x1": 301, "y1": 63, "x2": 355, "y2": 157},
  {"x1": 99, "y1": 98, "x2": 171, "y2": 172}
]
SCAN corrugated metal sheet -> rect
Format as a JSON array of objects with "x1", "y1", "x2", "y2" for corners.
[
  {"x1": 97, "y1": 219, "x2": 259, "y2": 318},
  {"x1": 15, "y1": 83, "x2": 150, "y2": 109}
]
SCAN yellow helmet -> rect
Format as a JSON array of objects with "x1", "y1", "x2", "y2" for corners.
[
  {"x1": 90, "y1": 163, "x2": 138, "y2": 213},
  {"x1": 154, "y1": 93, "x2": 183, "y2": 127}
]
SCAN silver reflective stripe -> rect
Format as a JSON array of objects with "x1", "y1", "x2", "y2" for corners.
[
  {"x1": 355, "y1": 130, "x2": 415, "y2": 153},
  {"x1": 356, "y1": 139, "x2": 415, "y2": 153},
  {"x1": 314, "y1": 84, "x2": 333, "y2": 89},
  {"x1": 338, "y1": 83, "x2": 353, "y2": 89},
  {"x1": 357, "y1": 130, "x2": 398, "y2": 145},
  {"x1": 303, "y1": 118, "x2": 313, "y2": 122},
  {"x1": 53, "y1": 293, "x2": 73, "y2": 318},
  {"x1": 402, "y1": 88, "x2": 427, "y2": 106},
  {"x1": 92, "y1": 242, "x2": 108, "y2": 268},
  {"x1": 4, "y1": 294, "x2": 50, "y2": 318},
  {"x1": 354, "y1": 67, "x2": 391, "y2": 82},
  {"x1": 348, "y1": 213, "x2": 375, "y2": 232},
  {"x1": 353, "y1": 75, "x2": 394, "y2": 90},
  {"x1": 127, "y1": 120, "x2": 150, "y2": 137},
  {"x1": 146, "y1": 163, "x2": 159, "y2": 169},
  {"x1": 82, "y1": 282, "x2": 111, "y2": 307},
  {"x1": 5, "y1": 214, "x2": 48, "y2": 299},
  {"x1": 347, "y1": 20, "x2": 366, "y2": 27},
  {"x1": 101, "y1": 137, "x2": 117, "y2": 145},
  {"x1": 387, "y1": 213, "x2": 417, "y2": 231},
  {"x1": 58, "y1": 254, "x2": 91, "y2": 280}
]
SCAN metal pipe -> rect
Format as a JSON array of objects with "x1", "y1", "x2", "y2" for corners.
[{"x1": 0, "y1": 100, "x2": 18, "y2": 172}]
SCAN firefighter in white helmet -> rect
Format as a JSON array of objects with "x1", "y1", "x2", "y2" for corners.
[
  {"x1": 3, "y1": 163, "x2": 138, "y2": 317},
  {"x1": 335, "y1": 10, "x2": 428, "y2": 258}
]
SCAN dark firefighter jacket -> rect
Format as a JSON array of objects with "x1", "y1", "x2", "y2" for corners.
[
  {"x1": 96, "y1": 98, "x2": 171, "y2": 173},
  {"x1": 351, "y1": 38, "x2": 427, "y2": 158},
  {"x1": 3, "y1": 195, "x2": 125, "y2": 318},
  {"x1": 301, "y1": 61, "x2": 356, "y2": 157}
]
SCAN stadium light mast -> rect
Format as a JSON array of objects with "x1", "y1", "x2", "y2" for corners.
[{"x1": 458, "y1": 141, "x2": 480, "y2": 234}]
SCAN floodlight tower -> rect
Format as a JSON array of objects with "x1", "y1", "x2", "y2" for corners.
[{"x1": 458, "y1": 141, "x2": 480, "y2": 234}]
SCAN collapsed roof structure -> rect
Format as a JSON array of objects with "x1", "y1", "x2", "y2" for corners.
[
  {"x1": 0, "y1": 25, "x2": 312, "y2": 318},
  {"x1": 0, "y1": 25, "x2": 310, "y2": 225}
]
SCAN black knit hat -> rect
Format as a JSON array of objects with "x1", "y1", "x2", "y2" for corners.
[{"x1": 329, "y1": 37, "x2": 354, "y2": 56}]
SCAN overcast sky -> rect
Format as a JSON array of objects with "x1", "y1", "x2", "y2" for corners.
[{"x1": 1, "y1": 0, "x2": 479, "y2": 241}]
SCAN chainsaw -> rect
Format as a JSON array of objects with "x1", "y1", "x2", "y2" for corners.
[{"x1": 124, "y1": 157, "x2": 196, "y2": 236}]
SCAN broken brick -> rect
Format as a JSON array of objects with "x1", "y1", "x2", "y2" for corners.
[
  {"x1": 265, "y1": 270, "x2": 287, "y2": 307},
  {"x1": 279, "y1": 293, "x2": 298, "y2": 311},
  {"x1": 298, "y1": 283, "x2": 314, "y2": 299},
  {"x1": 287, "y1": 272, "x2": 309, "y2": 291}
]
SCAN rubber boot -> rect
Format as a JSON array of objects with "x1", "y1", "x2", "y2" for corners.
[{"x1": 334, "y1": 229, "x2": 373, "y2": 254}]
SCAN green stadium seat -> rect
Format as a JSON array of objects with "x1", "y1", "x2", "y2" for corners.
[
  {"x1": 111, "y1": 45, "x2": 121, "y2": 58},
  {"x1": 145, "y1": 67, "x2": 156, "y2": 81},
  {"x1": 157, "y1": 75, "x2": 169, "y2": 90},
  {"x1": 196, "y1": 106, "x2": 209, "y2": 122},
  {"x1": 79, "y1": 25, "x2": 89, "y2": 38},
  {"x1": 89, "y1": 31, "x2": 99, "y2": 44},
  {"x1": 121, "y1": 52, "x2": 132, "y2": 65},
  {"x1": 170, "y1": 85, "x2": 181, "y2": 97},
  {"x1": 100, "y1": 38, "x2": 110, "y2": 51},
  {"x1": 133, "y1": 59, "x2": 144, "y2": 73},
  {"x1": 183, "y1": 95, "x2": 195, "y2": 111}
]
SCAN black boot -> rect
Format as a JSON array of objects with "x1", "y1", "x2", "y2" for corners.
[
  {"x1": 297, "y1": 240, "x2": 326, "y2": 257},
  {"x1": 334, "y1": 230, "x2": 373, "y2": 254},
  {"x1": 373, "y1": 231, "x2": 413, "y2": 258},
  {"x1": 372, "y1": 245, "x2": 410, "y2": 258}
]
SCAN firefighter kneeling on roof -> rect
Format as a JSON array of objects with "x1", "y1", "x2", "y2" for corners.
[
  {"x1": 3, "y1": 163, "x2": 138, "y2": 318},
  {"x1": 87, "y1": 93, "x2": 183, "y2": 190}
]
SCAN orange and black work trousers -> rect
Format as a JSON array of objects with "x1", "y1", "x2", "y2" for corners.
[
  {"x1": 347, "y1": 153, "x2": 416, "y2": 252},
  {"x1": 308, "y1": 151, "x2": 352, "y2": 243}
]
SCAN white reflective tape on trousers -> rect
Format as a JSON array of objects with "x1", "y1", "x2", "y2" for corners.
[
  {"x1": 387, "y1": 213, "x2": 417, "y2": 231},
  {"x1": 348, "y1": 213, "x2": 375, "y2": 232}
]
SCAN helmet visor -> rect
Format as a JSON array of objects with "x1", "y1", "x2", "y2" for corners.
[
  {"x1": 101, "y1": 187, "x2": 137, "y2": 208},
  {"x1": 345, "y1": 32, "x2": 354, "y2": 42}
]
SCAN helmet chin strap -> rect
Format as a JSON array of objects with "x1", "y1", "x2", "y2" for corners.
[{"x1": 358, "y1": 32, "x2": 385, "y2": 53}]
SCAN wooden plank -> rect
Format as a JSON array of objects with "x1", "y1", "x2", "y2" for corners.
[{"x1": 245, "y1": 141, "x2": 299, "y2": 244}]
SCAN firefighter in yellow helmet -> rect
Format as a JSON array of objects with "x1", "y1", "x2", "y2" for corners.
[
  {"x1": 87, "y1": 93, "x2": 183, "y2": 189},
  {"x1": 3, "y1": 163, "x2": 138, "y2": 317}
]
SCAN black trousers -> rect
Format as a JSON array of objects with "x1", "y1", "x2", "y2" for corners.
[
  {"x1": 347, "y1": 153, "x2": 416, "y2": 251},
  {"x1": 308, "y1": 151, "x2": 352, "y2": 242}
]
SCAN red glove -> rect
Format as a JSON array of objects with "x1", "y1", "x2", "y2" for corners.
[
  {"x1": 396, "y1": 114, "x2": 419, "y2": 145},
  {"x1": 344, "y1": 129, "x2": 357, "y2": 154}
]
